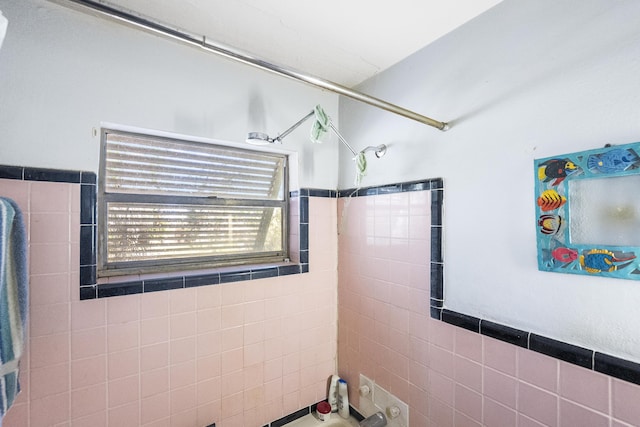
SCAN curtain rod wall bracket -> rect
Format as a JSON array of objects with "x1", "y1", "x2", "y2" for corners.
[{"x1": 53, "y1": 0, "x2": 450, "y2": 132}]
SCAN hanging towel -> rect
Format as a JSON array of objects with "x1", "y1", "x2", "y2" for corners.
[
  {"x1": 310, "y1": 104, "x2": 330, "y2": 143},
  {"x1": 354, "y1": 152, "x2": 367, "y2": 186},
  {"x1": 0, "y1": 198, "x2": 27, "y2": 426}
]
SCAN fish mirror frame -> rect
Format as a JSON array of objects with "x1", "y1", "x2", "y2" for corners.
[{"x1": 535, "y1": 141, "x2": 640, "y2": 279}]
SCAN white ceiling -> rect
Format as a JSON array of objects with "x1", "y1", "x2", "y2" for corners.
[{"x1": 98, "y1": 0, "x2": 503, "y2": 87}]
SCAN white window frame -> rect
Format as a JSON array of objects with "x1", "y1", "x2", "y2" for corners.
[{"x1": 97, "y1": 128, "x2": 289, "y2": 277}]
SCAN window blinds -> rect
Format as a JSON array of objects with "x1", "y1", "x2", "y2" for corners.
[{"x1": 99, "y1": 131, "x2": 288, "y2": 275}]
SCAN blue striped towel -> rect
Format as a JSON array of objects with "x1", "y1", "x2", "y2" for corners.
[{"x1": 0, "y1": 198, "x2": 27, "y2": 425}]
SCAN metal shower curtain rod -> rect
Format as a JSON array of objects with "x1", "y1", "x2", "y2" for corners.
[{"x1": 54, "y1": 0, "x2": 450, "y2": 131}]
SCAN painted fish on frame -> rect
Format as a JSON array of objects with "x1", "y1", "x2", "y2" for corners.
[
  {"x1": 587, "y1": 148, "x2": 640, "y2": 174},
  {"x1": 552, "y1": 247, "x2": 578, "y2": 263},
  {"x1": 537, "y1": 158, "x2": 578, "y2": 186},
  {"x1": 579, "y1": 249, "x2": 636, "y2": 273},
  {"x1": 537, "y1": 189, "x2": 566, "y2": 212},
  {"x1": 538, "y1": 214, "x2": 563, "y2": 235}
]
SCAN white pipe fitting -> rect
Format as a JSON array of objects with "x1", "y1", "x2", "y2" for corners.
[
  {"x1": 358, "y1": 385, "x2": 371, "y2": 397},
  {"x1": 386, "y1": 406, "x2": 401, "y2": 419}
]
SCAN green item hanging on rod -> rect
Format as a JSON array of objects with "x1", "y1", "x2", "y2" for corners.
[
  {"x1": 354, "y1": 151, "x2": 367, "y2": 186},
  {"x1": 310, "y1": 104, "x2": 330, "y2": 143},
  {"x1": 308, "y1": 104, "x2": 369, "y2": 186}
]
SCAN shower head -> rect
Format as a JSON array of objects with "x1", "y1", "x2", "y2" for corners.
[
  {"x1": 247, "y1": 110, "x2": 316, "y2": 146},
  {"x1": 360, "y1": 144, "x2": 387, "y2": 158},
  {"x1": 246, "y1": 132, "x2": 277, "y2": 145}
]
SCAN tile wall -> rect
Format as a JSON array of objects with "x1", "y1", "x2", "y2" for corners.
[
  {"x1": 0, "y1": 178, "x2": 338, "y2": 427},
  {"x1": 5, "y1": 171, "x2": 640, "y2": 426},
  {"x1": 337, "y1": 188, "x2": 640, "y2": 427}
]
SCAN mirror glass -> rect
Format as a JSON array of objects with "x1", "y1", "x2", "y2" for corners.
[{"x1": 569, "y1": 175, "x2": 640, "y2": 247}]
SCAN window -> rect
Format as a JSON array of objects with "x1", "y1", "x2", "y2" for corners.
[{"x1": 98, "y1": 129, "x2": 288, "y2": 277}]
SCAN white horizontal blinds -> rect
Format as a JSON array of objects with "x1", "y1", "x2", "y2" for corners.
[
  {"x1": 101, "y1": 131, "x2": 287, "y2": 273},
  {"x1": 105, "y1": 133, "x2": 285, "y2": 200},
  {"x1": 106, "y1": 203, "x2": 282, "y2": 263}
]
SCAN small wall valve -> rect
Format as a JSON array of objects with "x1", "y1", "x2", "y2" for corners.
[
  {"x1": 359, "y1": 385, "x2": 371, "y2": 397},
  {"x1": 387, "y1": 406, "x2": 401, "y2": 419}
]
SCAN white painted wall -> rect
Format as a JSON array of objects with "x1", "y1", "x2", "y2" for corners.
[
  {"x1": 339, "y1": 0, "x2": 640, "y2": 362},
  {"x1": 0, "y1": 0, "x2": 339, "y2": 189},
  {"x1": 5, "y1": 0, "x2": 640, "y2": 364}
]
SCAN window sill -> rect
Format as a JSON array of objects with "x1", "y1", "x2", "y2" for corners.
[
  {"x1": 82, "y1": 261, "x2": 308, "y2": 300},
  {"x1": 80, "y1": 188, "x2": 311, "y2": 300}
]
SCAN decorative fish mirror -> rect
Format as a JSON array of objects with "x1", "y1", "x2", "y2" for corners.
[{"x1": 535, "y1": 141, "x2": 640, "y2": 279}]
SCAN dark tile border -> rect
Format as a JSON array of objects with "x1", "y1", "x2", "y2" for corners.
[
  {"x1": 143, "y1": 277, "x2": 185, "y2": 293},
  {"x1": 24, "y1": 167, "x2": 81, "y2": 183},
  {"x1": 79, "y1": 171, "x2": 98, "y2": 298},
  {"x1": 339, "y1": 179, "x2": 441, "y2": 198},
  {"x1": 595, "y1": 352, "x2": 640, "y2": 385},
  {"x1": 480, "y1": 320, "x2": 528, "y2": 348},
  {"x1": 349, "y1": 406, "x2": 365, "y2": 422},
  {"x1": 185, "y1": 273, "x2": 220, "y2": 288},
  {"x1": 442, "y1": 309, "x2": 480, "y2": 333},
  {"x1": 0, "y1": 166, "x2": 23, "y2": 180},
  {"x1": 219, "y1": 271, "x2": 252, "y2": 284},
  {"x1": 97, "y1": 281, "x2": 143, "y2": 298},
  {"x1": 269, "y1": 407, "x2": 310, "y2": 427},
  {"x1": 306, "y1": 188, "x2": 338, "y2": 198},
  {"x1": 530, "y1": 333, "x2": 593, "y2": 369},
  {"x1": 265, "y1": 403, "x2": 362, "y2": 427},
  {"x1": 250, "y1": 268, "x2": 279, "y2": 280}
]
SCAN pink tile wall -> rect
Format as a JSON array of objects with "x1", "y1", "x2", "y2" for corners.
[
  {"x1": 7, "y1": 176, "x2": 640, "y2": 426},
  {"x1": 337, "y1": 190, "x2": 640, "y2": 427},
  {"x1": 0, "y1": 178, "x2": 337, "y2": 427}
]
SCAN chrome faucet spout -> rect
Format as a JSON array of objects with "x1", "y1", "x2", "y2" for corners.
[{"x1": 359, "y1": 411, "x2": 387, "y2": 427}]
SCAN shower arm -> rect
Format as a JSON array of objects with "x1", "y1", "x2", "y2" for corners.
[
  {"x1": 274, "y1": 111, "x2": 315, "y2": 142},
  {"x1": 329, "y1": 123, "x2": 358, "y2": 157},
  {"x1": 53, "y1": 0, "x2": 450, "y2": 131}
]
